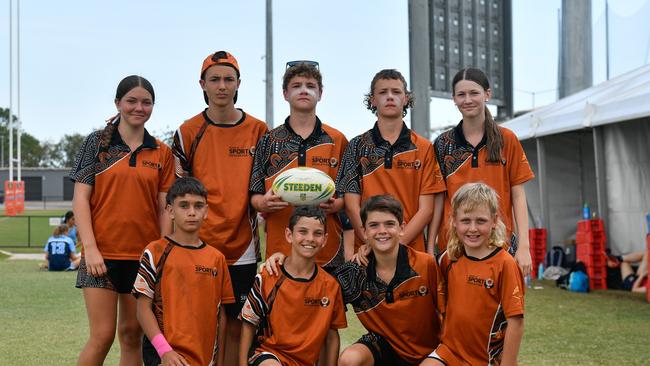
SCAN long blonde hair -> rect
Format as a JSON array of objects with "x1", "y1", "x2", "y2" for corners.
[{"x1": 447, "y1": 183, "x2": 507, "y2": 261}]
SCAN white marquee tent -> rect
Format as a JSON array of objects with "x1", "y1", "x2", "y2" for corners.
[{"x1": 503, "y1": 64, "x2": 650, "y2": 254}]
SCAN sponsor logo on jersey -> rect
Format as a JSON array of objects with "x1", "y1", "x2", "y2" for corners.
[
  {"x1": 396, "y1": 159, "x2": 421, "y2": 170},
  {"x1": 142, "y1": 160, "x2": 162, "y2": 169},
  {"x1": 467, "y1": 275, "x2": 495, "y2": 289},
  {"x1": 398, "y1": 286, "x2": 429, "y2": 300},
  {"x1": 312, "y1": 156, "x2": 339, "y2": 168},
  {"x1": 195, "y1": 264, "x2": 218, "y2": 277},
  {"x1": 320, "y1": 297, "x2": 330, "y2": 307},
  {"x1": 418, "y1": 285, "x2": 429, "y2": 296},
  {"x1": 304, "y1": 296, "x2": 330, "y2": 307},
  {"x1": 467, "y1": 275, "x2": 485, "y2": 287},
  {"x1": 229, "y1": 146, "x2": 255, "y2": 157}
]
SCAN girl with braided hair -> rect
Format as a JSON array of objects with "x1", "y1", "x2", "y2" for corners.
[{"x1": 70, "y1": 75, "x2": 174, "y2": 365}]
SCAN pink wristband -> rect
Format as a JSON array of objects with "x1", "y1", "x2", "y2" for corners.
[{"x1": 151, "y1": 333, "x2": 173, "y2": 358}]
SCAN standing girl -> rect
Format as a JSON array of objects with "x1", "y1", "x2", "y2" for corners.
[
  {"x1": 430, "y1": 68, "x2": 534, "y2": 276},
  {"x1": 70, "y1": 75, "x2": 174, "y2": 365},
  {"x1": 424, "y1": 182, "x2": 525, "y2": 366}
]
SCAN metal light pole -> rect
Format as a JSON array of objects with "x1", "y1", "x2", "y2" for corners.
[
  {"x1": 17, "y1": 0, "x2": 21, "y2": 180},
  {"x1": 9, "y1": 0, "x2": 14, "y2": 182},
  {"x1": 265, "y1": 0, "x2": 274, "y2": 128}
]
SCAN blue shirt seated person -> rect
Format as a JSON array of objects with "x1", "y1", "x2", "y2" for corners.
[{"x1": 44, "y1": 224, "x2": 80, "y2": 271}]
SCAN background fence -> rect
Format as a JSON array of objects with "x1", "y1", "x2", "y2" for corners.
[{"x1": 0, "y1": 215, "x2": 65, "y2": 248}]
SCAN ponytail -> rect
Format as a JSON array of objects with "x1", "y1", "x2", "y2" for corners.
[
  {"x1": 100, "y1": 117, "x2": 118, "y2": 150},
  {"x1": 484, "y1": 108, "x2": 503, "y2": 163},
  {"x1": 53, "y1": 224, "x2": 68, "y2": 237}
]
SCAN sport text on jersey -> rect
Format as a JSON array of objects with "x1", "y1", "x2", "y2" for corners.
[
  {"x1": 195, "y1": 264, "x2": 218, "y2": 277},
  {"x1": 229, "y1": 146, "x2": 256, "y2": 157}
]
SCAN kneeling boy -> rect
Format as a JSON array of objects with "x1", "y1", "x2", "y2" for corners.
[
  {"x1": 133, "y1": 177, "x2": 234, "y2": 366},
  {"x1": 239, "y1": 206, "x2": 347, "y2": 366},
  {"x1": 336, "y1": 195, "x2": 442, "y2": 366}
]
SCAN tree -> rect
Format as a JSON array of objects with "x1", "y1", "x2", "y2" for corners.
[
  {"x1": 56, "y1": 133, "x2": 86, "y2": 168},
  {"x1": 0, "y1": 107, "x2": 46, "y2": 168},
  {"x1": 152, "y1": 125, "x2": 175, "y2": 147}
]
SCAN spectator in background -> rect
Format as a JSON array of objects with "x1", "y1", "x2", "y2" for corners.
[
  {"x1": 63, "y1": 211, "x2": 78, "y2": 247},
  {"x1": 607, "y1": 249, "x2": 648, "y2": 293},
  {"x1": 44, "y1": 224, "x2": 80, "y2": 271}
]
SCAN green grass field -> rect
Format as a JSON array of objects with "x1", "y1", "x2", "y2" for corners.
[
  {"x1": 0, "y1": 209, "x2": 68, "y2": 250},
  {"x1": 0, "y1": 257, "x2": 648, "y2": 366}
]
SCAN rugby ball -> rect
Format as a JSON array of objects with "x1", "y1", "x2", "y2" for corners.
[{"x1": 272, "y1": 167, "x2": 335, "y2": 206}]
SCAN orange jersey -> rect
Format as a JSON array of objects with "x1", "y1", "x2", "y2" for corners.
[
  {"x1": 172, "y1": 109, "x2": 268, "y2": 265},
  {"x1": 70, "y1": 123, "x2": 175, "y2": 260},
  {"x1": 336, "y1": 123, "x2": 446, "y2": 252},
  {"x1": 334, "y1": 245, "x2": 441, "y2": 363},
  {"x1": 434, "y1": 124, "x2": 534, "y2": 251},
  {"x1": 249, "y1": 118, "x2": 348, "y2": 267},
  {"x1": 436, "y1": 248, "x2": 525, "y2": 365},
  {"x1": 133, "y1": 237, "x2": 235, "y2": 366},
  {"x1": 240, "y1": 264, "x2": 347, "y2": 366}
]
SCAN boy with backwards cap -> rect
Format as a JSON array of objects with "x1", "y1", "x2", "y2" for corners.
[{"x1": 171, "y1": 50, "x2": 268, "y2": 364}]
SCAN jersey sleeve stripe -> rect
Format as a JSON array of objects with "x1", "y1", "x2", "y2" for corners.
[
  {"x1": 240, "y1": 274, "x2": 266, "y2": 326},
  {"x1": 133, "y1": 249, "x2": 156, "y2": 298}
]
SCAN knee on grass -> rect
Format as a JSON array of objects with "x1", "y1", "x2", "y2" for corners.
[{"x1": 338, "y1": 347, "x2": 373, "y2": 366}]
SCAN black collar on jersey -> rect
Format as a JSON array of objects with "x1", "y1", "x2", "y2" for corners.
[
  {"x1": 283, "y1": 116, "x2": 324, "y2": 166},
  {"x1": 367, "y1": 245, "x2": 415, "y2": 303},
  {"x1": 280, "y1": 262, "x2": 318, "y2": 282},
  {"x1": 283, "y1": 116, "x2": 324, "y2": 141},
  {"x1": 465, "y1": 247, "x2": 502, "y2": 261},
  {"x1": 370, "y1": 122, "x2": 411, "y2": 169},
  {"x1": 109, "y1": 117, "x2": 157, "y2": 149},
  {"x1": 109, "y1": 117, "x2": 159, "y2": 167},
  {"x1": 164, "y1": 235, "x2": 206, "y2": 250},
  {"x1": 201, "y1": 108, "x2": 247, "y2": 128},
  {"x1": 453, "y1": 120, "x2": 487, "y2": 168}
]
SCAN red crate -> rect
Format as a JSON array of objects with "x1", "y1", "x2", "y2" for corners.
[
  {"x1": 646, "y1": 235, "x2": 650, "y2": 302},
  {"x1": 577, "y1": 253, "x2": 606, "y2": 268},
  {"x1": 529, "y1": 228, "x2": 547, "y2": 239},
  {"x1": 531, "y1": 246, "x2": 546, "y2": 255},
  {"x1": 577, "y1": 219, "x2": 604, "y2": 232},
  {"x1": 576, "y1": 241, "x2": 605, "y2": 255},
  {"x1": 530, "y1": 237, "x2": 547, "y2": 246},
  {"x1": 586, "y1": 266, "x2": 606, "y2": 280},
  {"x1": 590, "y1": 278, "x2": 607, "y2": 290},
  {"x1": 576, "y1": 230, "x2": 606, "y2": 245}
]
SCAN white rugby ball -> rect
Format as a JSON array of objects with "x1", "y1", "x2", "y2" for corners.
[{"x1": 272, "y1": 167, "x2": 335, "y2": 206}]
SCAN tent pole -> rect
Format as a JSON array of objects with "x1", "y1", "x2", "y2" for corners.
[
  {"x1": 536, "y1": 137, "x2": 551, "y2": 240},
  {"x1": 592, "y1": 127, "x2": 609, "y2": 237}
]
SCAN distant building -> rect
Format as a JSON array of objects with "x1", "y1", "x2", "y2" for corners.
[{"x1": 0, "y1": 168, "x2": 73, "y2": 201}]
